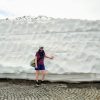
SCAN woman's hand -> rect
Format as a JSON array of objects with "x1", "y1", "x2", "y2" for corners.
[
  {"x1": 50, "y1": 56, "x2": 54, "y2": 59},
  {"x1": 35, "y1": 64, "x2": 38, "y2": 68}
]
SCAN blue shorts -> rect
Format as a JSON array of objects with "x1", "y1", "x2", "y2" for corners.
[{"x1": 35, "y1": 64, "x2": 45, "y2": 70}]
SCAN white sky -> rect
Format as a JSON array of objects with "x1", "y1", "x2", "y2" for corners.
[{"x1": 0, "y1": 0, "x2": 100, "y2": 20}]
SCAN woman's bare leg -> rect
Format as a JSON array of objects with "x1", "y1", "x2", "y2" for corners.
[
  {"x1": 35, "y1": 70, "x2": 39, "y2": 82},
  {"x1": 41, "y1": 70, "x2": 46, "y2": 81}
]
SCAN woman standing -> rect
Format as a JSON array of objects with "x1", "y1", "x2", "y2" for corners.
[{"x1": 35, "y1": 47, "x2": 53, "y2": 86}]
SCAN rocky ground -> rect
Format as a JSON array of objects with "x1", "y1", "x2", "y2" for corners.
[{"x1": 0, "y1": 79, "x2": 100, "y2": 100}]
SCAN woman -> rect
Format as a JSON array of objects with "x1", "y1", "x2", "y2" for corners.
[{"x1": 35, "y1": 47, "x2": 53, "y2": 85}]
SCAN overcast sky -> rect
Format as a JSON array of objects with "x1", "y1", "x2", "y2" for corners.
[{"x1": 0, "y1": 0, "x2": 100, "y2": 20}]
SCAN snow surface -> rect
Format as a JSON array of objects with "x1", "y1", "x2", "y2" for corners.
[{"x1": 0, "y1": 16, "x2": 100, "y2": 75}]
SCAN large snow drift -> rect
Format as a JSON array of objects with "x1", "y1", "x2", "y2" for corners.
[{"x1": 0, "y1": 16, "x2": 100, "y2": 75}]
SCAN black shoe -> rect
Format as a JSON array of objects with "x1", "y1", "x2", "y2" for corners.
[
  {"x1": 35, "y1": 81, "x2": 40, "y2": 86},
  {"x1": 41, "y1": 80, "x2": 45, "y2": 84}
]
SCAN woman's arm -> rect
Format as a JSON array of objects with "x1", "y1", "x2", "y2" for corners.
[
  {"x1": 45, "y1": 55, "x2": 54, "y2": 59},
  {"x1": 35, "y1": 56, "x2": 37, "y2": 68}
]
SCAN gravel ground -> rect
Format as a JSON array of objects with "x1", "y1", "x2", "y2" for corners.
[{"x1": 0, "y1": 79, "x2": 100, "y2": 100}]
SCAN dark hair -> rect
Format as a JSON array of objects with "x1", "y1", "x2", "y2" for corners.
[
  {"x1": 37, "y1": 49, "x2": 45, "y2": 58},
  {"x1": 39, "y1": 47, "x2": 44, "y2": 49}
]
